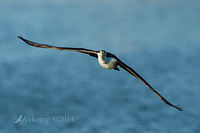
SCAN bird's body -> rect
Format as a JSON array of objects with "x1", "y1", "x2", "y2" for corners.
[
  {"x1": 98, "y1": 57, "x2": 117, "y2": 70},
  {"x1": 97, "y1": 51, "x2": 118, "y2": 70},
  {"x1": 18, "y1": 36, "x2": 182, "y2": 111}
]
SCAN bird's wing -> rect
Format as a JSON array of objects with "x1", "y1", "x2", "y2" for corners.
[
  {"x1": 18, "y1": 36, "x2": 98, "y2": 58},
  {"x1": 108, "y1": 53, "x2": 182, "y2": 111}
]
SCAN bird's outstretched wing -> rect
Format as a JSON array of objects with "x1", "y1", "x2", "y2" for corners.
[
  {"x1": 18, "y1": 36, "x2": 99, "y2": 58},
  {"x1": 108, "y1": 53, "x2": 182, "y2": 111}
]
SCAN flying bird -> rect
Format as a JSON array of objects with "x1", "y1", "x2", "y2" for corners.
[{"x1": 18, "y1": 36, "x2": 182, "y2": 111}]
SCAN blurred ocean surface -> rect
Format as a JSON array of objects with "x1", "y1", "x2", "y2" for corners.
[{"x1": 0, "y1": 0, "x2": 200, "y2": 132}]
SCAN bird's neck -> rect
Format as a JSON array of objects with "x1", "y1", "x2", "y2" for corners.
[
  {"x1": 99, "y1": 56, "x2": 106, "y2": 64},
  {"x1": 97, "y1": 53, "x2": 106, "y2": 63}
]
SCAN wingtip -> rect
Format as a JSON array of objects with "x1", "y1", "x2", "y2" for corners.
[
  {"x1": 173, "y1": 105, "x2": 183, "y2": 111},
  {"x1": 18, "y1": 35, "x2": 26, "y2": 42},
  {"x1": 18, "y1": 35, "x2": 23, "y2": 39},
  {"x1": 177, "y1": 107, "x2": 183, "y2": 111}
]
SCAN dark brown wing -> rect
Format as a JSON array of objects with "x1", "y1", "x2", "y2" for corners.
[
  {"x1": 18, "y1": 36, "x2": 98, "y2": 58},
  {"x1": 107, "y1": 53, "x2": 182, "y2": 111}
]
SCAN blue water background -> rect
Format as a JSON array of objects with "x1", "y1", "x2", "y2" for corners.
[{"x1": 0, "y1": 0, "x2": 200, "y2": 132}]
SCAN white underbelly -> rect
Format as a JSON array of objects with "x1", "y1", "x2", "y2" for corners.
[{"x1": 98, "y1": 57, "x2": 117, "y2": 70}]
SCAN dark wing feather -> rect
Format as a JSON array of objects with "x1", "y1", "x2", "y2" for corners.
[
  {"x1": 108, "y1": 53, "x2": 182, "y2": 111},
  {"x1": 18, "y1": 36, "x2": 98, "y2": 58}
]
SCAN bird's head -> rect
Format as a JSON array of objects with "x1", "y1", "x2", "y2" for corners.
[{"x1": 99, "y1": 50, "x2": 106, "y2": 60}]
